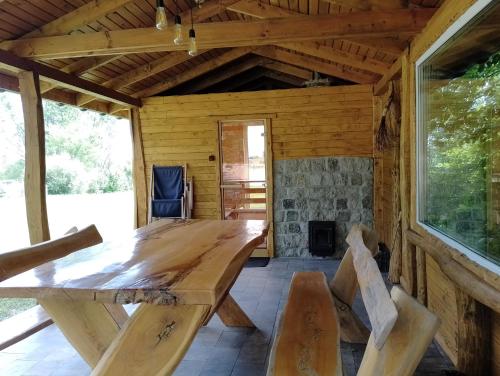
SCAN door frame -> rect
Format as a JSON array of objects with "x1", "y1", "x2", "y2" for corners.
[{"x1": 215, "y1": 114, "x2": 275, "y2": 257}]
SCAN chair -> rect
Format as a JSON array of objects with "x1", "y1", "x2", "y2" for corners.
[{"x1": 148, "y1": 165, "x2": 193, "y2": 222}]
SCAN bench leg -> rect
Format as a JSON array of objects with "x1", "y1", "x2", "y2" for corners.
[
  {"x1": 39, "y1": 300, "x2": 123, "y2": 367},
  {"x1": 216, "y1": 294, "x2": 255, "y2": 328},
  {"x1": 92, "y1": 303, "x2": 210, "y2": 376}
]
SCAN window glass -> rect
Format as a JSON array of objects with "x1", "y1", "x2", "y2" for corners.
[{"x1": 417, "y1": 2, "x2": 500, "y2": 265}]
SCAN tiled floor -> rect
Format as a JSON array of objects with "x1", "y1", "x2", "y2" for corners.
[{"x1": 0, "y1": 258, "x2": 455, "y2": 376}]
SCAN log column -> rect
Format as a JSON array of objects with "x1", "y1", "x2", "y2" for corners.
[
  {"x1": 18, "y1": 71, "x2": 50, "y2": 244},
  {"x1": 455, "y1": 288, "x2": 491, "y2": 375},
  {"x1": 130, "y1": 108, "x2": 148, "y2": 228}
]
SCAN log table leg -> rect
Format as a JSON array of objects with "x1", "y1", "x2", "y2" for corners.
[
  {"x1": 216, "y1": 294, "x2": 255, "y2": 328},
  {"x1": 92, "y1": 303, "x2": 211, "y2": 376},
  {"x1": 39, "y1": 300, "x2": 124, "y2": 367}
]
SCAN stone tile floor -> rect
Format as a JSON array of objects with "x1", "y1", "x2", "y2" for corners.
[{"x1": 0, "y1": 258, "x2": 455, "y2": 376}]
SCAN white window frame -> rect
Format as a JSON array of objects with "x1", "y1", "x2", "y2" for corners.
[{"x1": 415, "y1": 0, "x2": 500, "y2": 275}]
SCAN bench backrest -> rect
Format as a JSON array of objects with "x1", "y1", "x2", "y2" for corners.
[
  {"x1": 346, "y1": 224, "x2": 398, "y2": 349},
  {"x1": 330, "y1": 224, "x2": 379, "y2": 306},
  {"x1": 345, "y1": 224, "x2": 440, "y2": 375},
  {"x1": 0, "y1": 225, "x2": 102, "y2": 281},
  {"x1": 357, "y1": 286, "x2": 440, "y2": 376}
]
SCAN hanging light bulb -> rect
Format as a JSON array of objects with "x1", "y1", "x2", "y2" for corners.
[
  {"x1": 188, "y1": 7, "x2": 197, "y2": 56},
  {"x1": 188, "y1": 28, "x2": 197, "y2": 56},
  {"x1": 173, "y1": 15, "x2": 183, "y2": 45},
  {"x1": 155, "y1": 0, "x2": 168, "y2": 30},
  {"x1": 174, "y1": 16, "x2": 183, "y2": 45}
]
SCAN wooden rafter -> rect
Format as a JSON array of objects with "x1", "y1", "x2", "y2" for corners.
[
  {"x1": 3, "y1": 10, "x2": 436, "y2": 59},
  {"x1": 374, "y1": 52, "x2": 405, "y2": 95},
  {"x1": 0, "y1": 50, "x2": 141, "y2": 107},
  {"x1": 227, "y1": 0, "x2": 406, "y2": 58},
  {"x1": 321, "y1": 0, "x2": 409, "y2": 9},
  {"x1": 260, "y1": 60, "x2": 313, "y2": 80},
  {"x1": 255, "y1": 46, "x2": 377, "y2": 84},
  {"x1": 278, "y1": 42, "x2": 390, "y2": 75},
  {"x1": 2, "y1": 0, "x2": 134, "y2": 41},
  {"x1": 75, "y1": 0, "x2": 240, "y2": 106},
  {"x1": 109, "y1": 47, "x2": 255, "y2": 112},
  {"x1": 179, "y1": 56, "x2": 265, "y2": 93},
  {"x1": 0, "y1": 72, "x2": 110, "y2": 113}
]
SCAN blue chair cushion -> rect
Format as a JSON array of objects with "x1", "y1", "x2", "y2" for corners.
[
  {"x1": 153, "y1": 166, "x2": 183, "y2": 200},
  {"x1": 152, "y1": 199, "x2": 182, "y2": 218}
]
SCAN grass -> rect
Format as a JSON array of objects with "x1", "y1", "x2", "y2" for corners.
[{"x1": 0, "y1": 298, "x2": 37, "y2": 321}]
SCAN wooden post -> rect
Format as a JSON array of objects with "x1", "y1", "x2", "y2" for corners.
[
  {"x1": 399, "y1": 50, "x2": 417, "y2": 296},
  {"x1": 415, "y1": 246, "x2": 427, "y2": 305},
  {"x1": 455, "y1": 288, "x2": 491, "y2": 376},
  {"x1": 18, "y1": 71, "x2": 50, "y2": 244},
  {"x1": 130, "y1": 109, "x2": 148, "y2": 228}
]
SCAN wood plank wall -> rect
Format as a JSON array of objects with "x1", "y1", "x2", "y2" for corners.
[
  {"x1": 404, "y1": 0, "x2": 500, "y2": 373},
  {"x1": 138, "y1": 85, "x2": 374, "y2": 220}
]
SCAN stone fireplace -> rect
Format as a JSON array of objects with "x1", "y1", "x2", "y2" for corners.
[{"x1": 273, "y1": 157, "x2": 373, "y2": 258}]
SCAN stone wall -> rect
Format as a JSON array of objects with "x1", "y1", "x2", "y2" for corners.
[{"x1": 273, "y1": 157, "x2": 374, "y2": 257}]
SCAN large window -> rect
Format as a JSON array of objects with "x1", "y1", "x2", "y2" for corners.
[{"x1": 417, "y1": 0, "x2": 500, "y2": 268}]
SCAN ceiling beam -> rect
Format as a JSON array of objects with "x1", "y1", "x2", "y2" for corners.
[
  {"x1": 179, "y1": 56, "x2": 265, "y2": 94},
  {"x1": 0, "y1": 72, "x2": 110, "y2": 114},
  {"x1": 75, "y1": 0, "x2": 240, "y2": 106},
  {"x1": 227, "y1": 0, "x2": 406, "y2": 57},
  {"x1": 278, "y1": 42, "x2": 390, "y2": 75},
  {"x1": 109, "y1": 47, "x2": 254, "y2": 112},
  {"x1": 261, "y1": 71, "x2": 305, "y2": 87},
  {"x1": 374, "y1": 49, "x2": 405, "y2": 95},
  {"x1": 0, "y1": 49, "x2": 141, "y2": 107},
  {"x1": 255, "y1": 46, "x2": 377, "y2": 84},
  {"x1": 260, "y1": 60, "x2": 313, "y2": 80},
  {"x1": 3, "y1": 10, "x2": 436, "y2": 59},
  {"x1": 15, "y1": 0, "x2": 134, "y2": 39},
  {"x1": 320, "y1": 0, "x2": 408, "y2": 10},
  {"x1": 75, "y1": 51, "x2": 204, "y2": 106}
]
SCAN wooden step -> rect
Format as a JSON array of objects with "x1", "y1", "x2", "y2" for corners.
[{"x1": 0, "y1": 305, "x2": 52, "y2": 350}]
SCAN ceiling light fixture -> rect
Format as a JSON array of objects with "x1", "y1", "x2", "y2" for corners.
[
  {"x1": 156, "y1": 0, "x2": 168, "y2": 30},
  {"x1": 173, "y1": 1, "x2": 183, "y2": 45},
  {"x1": 188, "y1": 8, "x2": 197, "y2": 56}
]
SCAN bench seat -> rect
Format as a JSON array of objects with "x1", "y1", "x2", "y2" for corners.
[
  {"x1": 0, "y1": 305, "x2": 52, "y2": 350},
  {"x1": 267, "y1": 272, "x2": 342, "y2": 376}
]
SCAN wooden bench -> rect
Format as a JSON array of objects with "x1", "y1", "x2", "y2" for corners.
[
  {"x1": 0, "y1": 225, "x2": 129, "y2": 350},
  {"x1": 267, "y1": 224, "x2": 441, "y2": 376}
]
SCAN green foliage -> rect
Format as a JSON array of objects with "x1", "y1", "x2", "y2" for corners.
[
  {"x1": 423, "y1": 51, "x2": 500, "y2": 263},
  {"x1": 0, "y1": 160, "x2": 24, "y2": 181}
]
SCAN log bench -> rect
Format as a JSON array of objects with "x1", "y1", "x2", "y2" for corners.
[
  {"x1": 267, "y1": 224, "x2": 441, "y2": 376},
  {"x1": 0, "y1": 225, "x2": 118, "y2": 350}
]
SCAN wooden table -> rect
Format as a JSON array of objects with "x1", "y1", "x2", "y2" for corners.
[{"x1": 0, "y1": 219, "x2": 268, "y2": 375}]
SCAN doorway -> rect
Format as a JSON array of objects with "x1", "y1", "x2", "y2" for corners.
[{"x1": 218, "y1": 118, "x2": 273, "y2": 257}]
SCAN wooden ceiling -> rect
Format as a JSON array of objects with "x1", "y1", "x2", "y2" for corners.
[{"x1": 0, "y1": 0, "x2": 443, "y2": 116}]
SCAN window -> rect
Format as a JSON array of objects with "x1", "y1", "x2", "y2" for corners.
[{"x1": 416, "y1": 0, "x2": 500, "y2": 269}]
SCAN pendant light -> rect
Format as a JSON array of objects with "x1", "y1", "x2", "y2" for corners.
[
  {"x1": 155, "y1": 0, "x2": 168, "y2": 30},
  {"x1": 188, "y1": 8, "x2": 197, "y2": 56},
  {"x1": 173, "y1": 1, "x2": 183, "y2": 45}
]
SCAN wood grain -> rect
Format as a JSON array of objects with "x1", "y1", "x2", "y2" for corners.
[
  {"x1": 216, "y1": 294, "x2": 255, "y2": 328},
  {"x1": 0, "y1": 219, "x2": 268, "y2": 306},
  {"x1": 91, "y1": 303, "x2": 210, "y2": 376},
  {"x1": 39, "y1": 299, "x2": 122, "y2": 367},
  {"x1": 357, "y1": 286, "x2": 440, "y2": 376},
  {"x1": 268, "y1": 272, "x2": 342, "y2": 376},
  {"x1": 18, "y1": 70, "x2": 50, "y2": 245},
  {"x1": 0, "y1": 225, "x2": 102, "y2": 281},
  {"x1": 346, "y1": 224, "x2": 398, "y2": 349}
]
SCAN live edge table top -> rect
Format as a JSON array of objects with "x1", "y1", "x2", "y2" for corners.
[{"x1": 0, "y1": 219, "x2": 269, "y2": 306}]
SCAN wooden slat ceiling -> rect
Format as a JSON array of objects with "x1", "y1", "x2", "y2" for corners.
[{"x1": 0, "y1": 0, "x2": 442, "y2": 115}]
